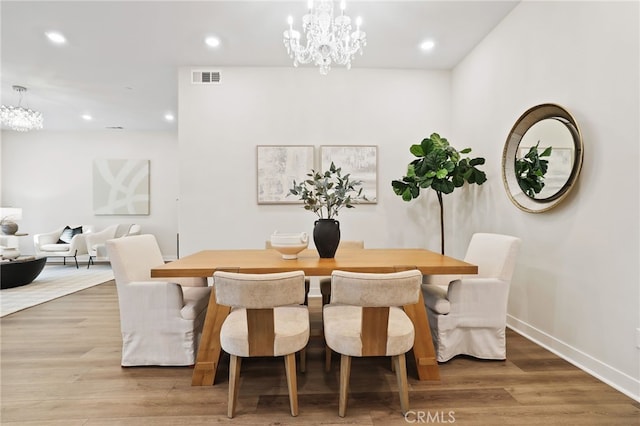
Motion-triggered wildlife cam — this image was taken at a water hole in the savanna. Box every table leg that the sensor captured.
[403,291,440,381]
[192,288,231,386]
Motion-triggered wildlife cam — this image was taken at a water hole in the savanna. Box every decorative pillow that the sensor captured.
[57,226,83,244]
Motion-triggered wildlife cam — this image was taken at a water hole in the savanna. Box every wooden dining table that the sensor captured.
[151,248,478,386]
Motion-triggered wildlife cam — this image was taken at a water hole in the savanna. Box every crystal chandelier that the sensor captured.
[283,0,367,75]
[1,85,44,132]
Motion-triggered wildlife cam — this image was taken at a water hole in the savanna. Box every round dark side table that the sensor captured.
[0,257,47,289]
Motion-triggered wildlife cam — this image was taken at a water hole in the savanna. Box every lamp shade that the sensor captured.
[0,207,22,221]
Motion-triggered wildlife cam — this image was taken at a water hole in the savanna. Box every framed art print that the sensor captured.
[257,145,315,204]
[320,145,378,203]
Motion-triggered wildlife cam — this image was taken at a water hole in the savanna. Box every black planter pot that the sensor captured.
[313,219,340,258]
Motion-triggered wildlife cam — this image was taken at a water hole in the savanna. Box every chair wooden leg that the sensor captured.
[304,278,310,306]
[325,344,332,372]
[299,348,306,373]
[284,353,299,417]
[393,353,410,415]
[321,288,332,372]
[228,355,242,418]
[339,354,351,417]
[322,292,330,306]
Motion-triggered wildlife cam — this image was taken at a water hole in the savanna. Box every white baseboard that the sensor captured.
[507,315,640,403]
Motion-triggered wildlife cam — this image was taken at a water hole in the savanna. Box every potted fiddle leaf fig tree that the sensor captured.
[289,162,366,258]
[391,133,487,254]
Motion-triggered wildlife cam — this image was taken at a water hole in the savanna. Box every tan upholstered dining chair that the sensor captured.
[318,240,364,371]
[265,240,310,304]
[323,269,422,417]
[422,232,521,362]
[213,270,310,418]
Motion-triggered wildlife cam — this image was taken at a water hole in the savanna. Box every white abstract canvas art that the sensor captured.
[93,159,150,215]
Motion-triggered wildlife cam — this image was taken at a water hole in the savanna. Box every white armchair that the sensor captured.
[106,234,210,366]
[33,225,94,268]
[422,233,521,362]
[86,224,141,268]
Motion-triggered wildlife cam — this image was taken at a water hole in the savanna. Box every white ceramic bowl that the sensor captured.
[0,247,20,260]
[269,232,309,260]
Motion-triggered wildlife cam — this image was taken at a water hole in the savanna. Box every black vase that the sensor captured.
[313,219,340,258]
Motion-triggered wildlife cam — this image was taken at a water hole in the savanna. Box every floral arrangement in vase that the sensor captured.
[288,162,366,257]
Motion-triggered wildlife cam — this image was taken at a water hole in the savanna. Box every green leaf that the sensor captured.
[430,133,447,148]
[410,144,424,157]
[420,137,434,155]
[432,179,455,194]
[391,180,408,195]
[415,158,430,177]
[460,148,471,154]
[473,169,487,185]
[419,178,433,188]
[435,168,448,179]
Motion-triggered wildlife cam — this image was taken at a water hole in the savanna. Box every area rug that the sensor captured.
[0,264,114,317]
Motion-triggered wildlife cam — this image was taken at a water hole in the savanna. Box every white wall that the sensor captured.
[0,130,180,257]
[177,67,455,256]
[451,1,639,399]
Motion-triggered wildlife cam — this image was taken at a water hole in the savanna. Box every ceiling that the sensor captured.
[1,1,519,132]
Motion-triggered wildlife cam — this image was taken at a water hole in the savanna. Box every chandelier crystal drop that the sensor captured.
[283,0,367,75]
[0,86,44,132]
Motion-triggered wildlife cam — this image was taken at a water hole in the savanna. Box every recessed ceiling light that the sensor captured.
[81,114,93,121]
[45,31,67,44]
[205,36,221,48]
[420,40,436,51]
[164,113,175,122]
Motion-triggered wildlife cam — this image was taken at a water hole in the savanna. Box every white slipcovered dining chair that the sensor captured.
[422,233,521,362]
[106,234,210,366]
[323,269,422,417]
[213,270,309,418]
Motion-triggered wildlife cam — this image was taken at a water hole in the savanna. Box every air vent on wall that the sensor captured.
[192,70,221,84]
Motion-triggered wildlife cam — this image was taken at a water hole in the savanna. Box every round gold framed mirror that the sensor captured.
[502,103,584,213]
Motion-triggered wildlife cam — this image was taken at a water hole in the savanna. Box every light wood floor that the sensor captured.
[1,281,638,425]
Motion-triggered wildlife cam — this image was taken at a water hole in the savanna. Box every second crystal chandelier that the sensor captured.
[283,0,367,75]
[0,85,43,132]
